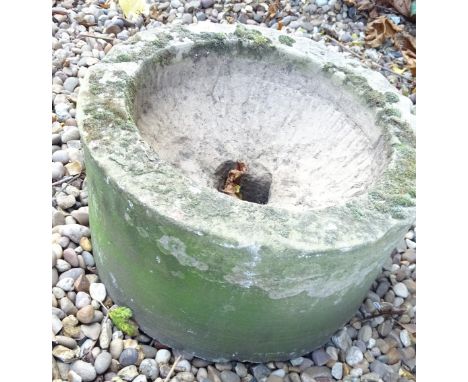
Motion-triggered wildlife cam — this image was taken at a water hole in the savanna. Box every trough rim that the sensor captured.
[76,22,416,254]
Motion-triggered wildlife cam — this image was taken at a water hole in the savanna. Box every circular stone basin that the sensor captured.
[77,23,416,362]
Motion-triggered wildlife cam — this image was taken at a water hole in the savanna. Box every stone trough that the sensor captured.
[77,22,416,362]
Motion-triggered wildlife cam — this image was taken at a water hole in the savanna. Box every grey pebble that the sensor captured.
[134,375,149,382]
[110,338,124,359]
[52,162,65,180]
[59,268,84,281]
[120,347,139,367]
[64,77,80,92]
[311,348,331,366]
[56,277,75,292]
[358,325,372,342]
[71,360,97,382]
[175,359,192,372]
[393,282,409,298]
[156,349,171,364]
[118,365,139,380]
[90,282,106,302]
[234,363,247,377]
[139,358,159,380]
[201,0,214,8]
[94,351,112,374]
[252,364,270,381]
[81,322,101,340]
[332,328,352,351]
[59,224,90,243]
[61,127,80,143]
[52,149,70,164]
[345,346,363,366]
[331,362,343,380]
[99,319,113,349]
[220,370,240,382]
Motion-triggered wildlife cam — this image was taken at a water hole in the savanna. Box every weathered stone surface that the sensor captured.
[77,23,416,362]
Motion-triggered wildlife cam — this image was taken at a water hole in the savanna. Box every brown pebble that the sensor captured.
[74,273,90,292]
[63,248,79,267]
[76,305,95,324]
[386,347,401,365]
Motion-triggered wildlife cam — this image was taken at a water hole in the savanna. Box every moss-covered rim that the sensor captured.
[76,22,415,253]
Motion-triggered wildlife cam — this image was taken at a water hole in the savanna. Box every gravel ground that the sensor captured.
[52,1,416,381]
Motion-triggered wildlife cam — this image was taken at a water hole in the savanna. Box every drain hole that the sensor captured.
[214,160,272,205]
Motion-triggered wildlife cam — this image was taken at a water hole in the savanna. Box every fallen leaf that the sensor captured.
[391,65,406,75]
[402,50,416,76]
[222,162,248,199]
[395,31,416,76]
[118,0,147,19]
[356,0,375,11]
[369,7,379,19]
[378,0,412,18]
[267,0,281,21]
[65,161,82,176]
[396,322,416,333]
[399,368,416,380]
[365,16,403,48]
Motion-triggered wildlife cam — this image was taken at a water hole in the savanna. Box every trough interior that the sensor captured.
[134,51,390,210]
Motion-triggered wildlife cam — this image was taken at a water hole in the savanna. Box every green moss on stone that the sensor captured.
[278,35,295,47]
[234,25,273,47]
[362,88,386,108]
[150,32,174,48]
[114,53,133,63]
[108,306,139,336]
[385,92,400,103]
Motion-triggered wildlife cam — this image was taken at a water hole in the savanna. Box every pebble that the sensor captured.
[120,348,139,367]
[393,282,409,298]
[61,127,80,143]
[252,364,271,381]
[110,338,124,359]
[53,344,79,363]
[358,325,372,342]
[311,348,331,366]
[301,366,331,380]
[52,162,66,180]
[156,349,171,364]
[55,335,78,349]
[289,357,304,366]
[64,77,80,92]
[52,149,70,163]
[76,305,95,324]
[134,375,149,382]
[71,206,89,226]
[400,330,412,347]
[176,359,192,372]
[331,362,343,380]
[345,346,363,366]
[71,360,97,381]
[220,370,240,382]
[95,351,112,374]
[68,370,83,382]
[234,363,248,377]
[59,224,90,243]
[139,358,159,380]
[201,0,214,8]
[56,277,75,292]
[118,365,139,381]
[81,322,101,340]
[332,328,352,351]
[89,282,106,302]
[100,319,113,349]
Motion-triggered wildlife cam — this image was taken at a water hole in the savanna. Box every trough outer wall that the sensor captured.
[85,147,410,362]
